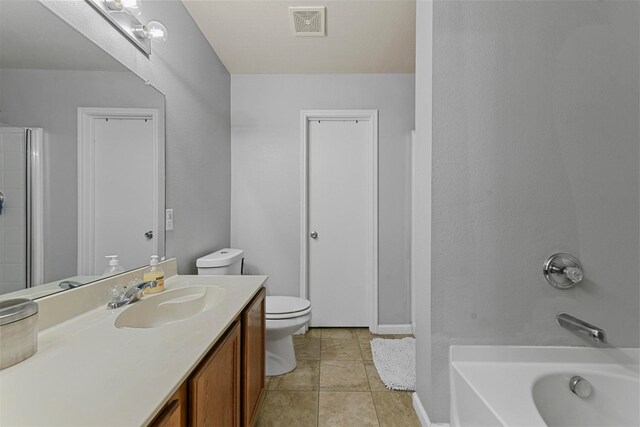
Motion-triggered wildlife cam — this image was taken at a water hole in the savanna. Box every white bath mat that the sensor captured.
[370,337,416,391]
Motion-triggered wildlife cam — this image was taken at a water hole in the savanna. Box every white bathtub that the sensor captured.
[450,346,639,427]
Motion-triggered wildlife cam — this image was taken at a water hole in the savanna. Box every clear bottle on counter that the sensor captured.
[103,255,125,276]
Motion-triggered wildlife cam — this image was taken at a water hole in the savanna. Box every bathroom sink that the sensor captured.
[114,285,227,329]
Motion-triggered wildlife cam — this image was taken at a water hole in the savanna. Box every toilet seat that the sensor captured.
[266,296,311,320]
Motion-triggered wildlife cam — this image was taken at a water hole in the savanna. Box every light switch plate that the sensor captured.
[165,209,174,231]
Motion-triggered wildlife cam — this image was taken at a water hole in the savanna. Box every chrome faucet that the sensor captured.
[556,313,607,343]
[106,281,157,309]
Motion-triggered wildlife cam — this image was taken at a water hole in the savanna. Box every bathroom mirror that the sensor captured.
[0,1,166,301]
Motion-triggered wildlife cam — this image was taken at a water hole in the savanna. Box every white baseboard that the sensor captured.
[412,392,449,427]
[411,321,416,334]
[412,392,429,427]
[376,324,413,334]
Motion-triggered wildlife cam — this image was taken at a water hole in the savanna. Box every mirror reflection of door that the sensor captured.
[78,109,161,275]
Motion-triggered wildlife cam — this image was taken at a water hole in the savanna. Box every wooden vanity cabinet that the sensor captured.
[149,287,266,427]
[189,321,241,427]
[241,288,266,427]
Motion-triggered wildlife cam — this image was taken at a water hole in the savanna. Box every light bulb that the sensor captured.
[122,0,142,17]
[146,21,168,42]
[105,0,141,16]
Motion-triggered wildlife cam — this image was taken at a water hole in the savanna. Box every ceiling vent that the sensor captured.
[289,7,325,37]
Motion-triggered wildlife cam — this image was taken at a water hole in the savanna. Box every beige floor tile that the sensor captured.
[256,391,318,427]
[295,338,321,360]
[296,328,322,339]
[321,328,357,339]
[354,328,376,340]
[359,340,373,361]
[320,360,370,391]
[372,392,421,427]
[365,361,389,392]
[318,392,379,427]
[321,339,363,361]
[269,360,320,391]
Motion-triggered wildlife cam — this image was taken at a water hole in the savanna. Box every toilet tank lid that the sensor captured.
[196,248,244,268]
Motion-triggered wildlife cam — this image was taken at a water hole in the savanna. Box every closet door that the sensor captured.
[92,117,156,272]
[307,119,370,327]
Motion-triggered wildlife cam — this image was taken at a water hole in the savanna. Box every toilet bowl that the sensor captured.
[265,296,311,376]
[196,248,312,376]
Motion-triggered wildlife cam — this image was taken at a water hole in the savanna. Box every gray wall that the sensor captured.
[0,68,164,282]
[231,74,415,325]
[416,1,640,422]
[42,0,231,274]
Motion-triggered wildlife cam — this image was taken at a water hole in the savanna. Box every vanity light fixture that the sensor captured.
[85,0,168,55]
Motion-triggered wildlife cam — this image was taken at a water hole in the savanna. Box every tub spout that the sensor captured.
[556,313,607,343]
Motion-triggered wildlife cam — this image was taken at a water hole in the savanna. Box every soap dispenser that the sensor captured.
[103,255,125,276]
[143,255,165,294]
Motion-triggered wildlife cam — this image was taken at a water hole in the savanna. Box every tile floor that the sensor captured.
[256,328,420,427]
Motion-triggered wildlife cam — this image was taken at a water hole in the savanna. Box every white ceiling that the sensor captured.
[0,1,126,72]
[182,0,416,74]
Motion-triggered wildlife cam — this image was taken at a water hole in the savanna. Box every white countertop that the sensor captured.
[0,274,267,427]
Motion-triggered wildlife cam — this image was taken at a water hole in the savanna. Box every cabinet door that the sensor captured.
[189,322,241,427]
[242,287,266,427]
[150,383,187,427]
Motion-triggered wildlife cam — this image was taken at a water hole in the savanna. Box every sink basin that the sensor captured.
[114,285,227,329]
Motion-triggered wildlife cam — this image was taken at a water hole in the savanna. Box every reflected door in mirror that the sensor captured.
[79,112,159,275]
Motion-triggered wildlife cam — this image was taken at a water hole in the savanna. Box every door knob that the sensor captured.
[144,231,153,239]
[310,231,318,239]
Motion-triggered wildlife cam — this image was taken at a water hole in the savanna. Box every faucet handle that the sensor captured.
[565,266,584,284]
[107,284,126,302]
[543,253,584,289]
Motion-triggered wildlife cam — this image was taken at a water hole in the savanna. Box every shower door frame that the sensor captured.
[26,128,45,287]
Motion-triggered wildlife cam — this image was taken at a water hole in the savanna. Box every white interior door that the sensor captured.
[308,119,370,327]
[92,117,155,273]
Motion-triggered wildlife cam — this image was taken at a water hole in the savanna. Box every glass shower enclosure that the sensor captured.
[0,127,43,295]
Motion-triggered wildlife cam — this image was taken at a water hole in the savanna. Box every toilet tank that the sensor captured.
[197,248,244,275]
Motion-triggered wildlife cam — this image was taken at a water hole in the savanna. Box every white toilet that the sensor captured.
[197,248,311,376]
